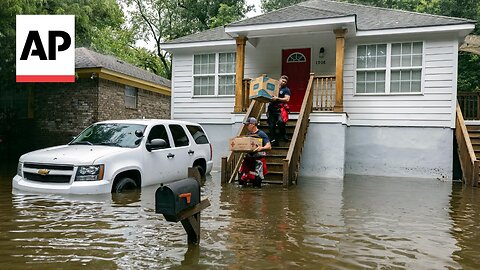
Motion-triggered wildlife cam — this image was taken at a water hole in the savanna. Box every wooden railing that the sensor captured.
[221,100,265,184]
[312,75,336,111]
[282,73,315,187]
[457,91,480,120]
[241,79,251,112]
[455,102,479,187]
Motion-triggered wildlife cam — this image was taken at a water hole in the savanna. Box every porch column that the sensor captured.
[334,29,347,112]
[234,36,247,113]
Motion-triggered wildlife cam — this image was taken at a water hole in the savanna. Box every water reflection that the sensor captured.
[449,183,480,268]
[0,168,479,269]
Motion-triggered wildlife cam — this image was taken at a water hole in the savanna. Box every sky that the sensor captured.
[246,0,263,18]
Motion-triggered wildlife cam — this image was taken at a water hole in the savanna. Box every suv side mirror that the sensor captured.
[146,139,167,152]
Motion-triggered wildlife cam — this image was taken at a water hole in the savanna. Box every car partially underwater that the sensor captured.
[13,119,213,194]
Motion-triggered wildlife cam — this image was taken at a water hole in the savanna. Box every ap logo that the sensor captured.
[16,15,75,83]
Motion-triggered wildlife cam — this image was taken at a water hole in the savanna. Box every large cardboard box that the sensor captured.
[249,75,280,103]
[229,136,263,152]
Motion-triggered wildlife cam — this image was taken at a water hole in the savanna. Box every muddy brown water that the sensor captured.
[0,163,479,269]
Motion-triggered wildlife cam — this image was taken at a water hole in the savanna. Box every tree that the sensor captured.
[0,0,130,116]
[261,0,305,12]
[122,0,252,79]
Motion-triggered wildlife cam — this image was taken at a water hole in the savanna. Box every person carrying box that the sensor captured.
[267,75,291,145]
[238,117,271,187]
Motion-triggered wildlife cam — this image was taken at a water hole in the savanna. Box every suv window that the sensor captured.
[147,125,170,148]
[169,125,189,147]
[187,125,209,144]
[70,123,146,148]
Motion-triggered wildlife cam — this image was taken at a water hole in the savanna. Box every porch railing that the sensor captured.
[282,73,315,187]
[241,79,252,112]
[221,100,265,184]
[455,102,479,187]
[457,91,480,120]
[313,75,336,111]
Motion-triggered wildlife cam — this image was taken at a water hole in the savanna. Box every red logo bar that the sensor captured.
[16,75,75,83]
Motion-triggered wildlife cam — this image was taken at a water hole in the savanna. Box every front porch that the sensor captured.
[232,28,348,114]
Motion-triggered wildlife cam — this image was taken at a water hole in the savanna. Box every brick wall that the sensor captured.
[97,79,170,121]
[8,77,171,156]
[33,78,99,148]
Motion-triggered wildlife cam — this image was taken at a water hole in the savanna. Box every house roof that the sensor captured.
[164,0,475,45]
[75,47,171,89]
[460,35,480,55]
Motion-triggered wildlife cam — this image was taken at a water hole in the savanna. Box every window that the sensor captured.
[125,86,138,108]
[147,125,170,148]
[287,52,306,63]
[356,42,423,94]
[193,52,236,96]
[187,125,209,144]
[169,125,190,147]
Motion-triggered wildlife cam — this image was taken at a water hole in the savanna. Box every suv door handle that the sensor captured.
[188,150,195,155]
[167,153,175,158]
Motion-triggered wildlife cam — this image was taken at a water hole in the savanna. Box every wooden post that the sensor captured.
[221,156,227,184]
[234,36,247,113]
[334,29,347,113]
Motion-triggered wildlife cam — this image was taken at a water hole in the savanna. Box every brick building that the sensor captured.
[5,48,171,157]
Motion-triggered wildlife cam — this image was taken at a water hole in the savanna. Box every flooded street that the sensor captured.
[1,164,479,269]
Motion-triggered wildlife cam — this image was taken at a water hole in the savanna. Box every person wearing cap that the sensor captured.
[267,75,291,145]
[238,117,271,187]
[243,117,271,152]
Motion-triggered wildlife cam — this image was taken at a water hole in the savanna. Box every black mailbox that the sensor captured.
[155,178,200,222]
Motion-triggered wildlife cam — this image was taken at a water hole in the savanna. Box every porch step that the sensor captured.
[264,171,283,181]
[466,125,480,131]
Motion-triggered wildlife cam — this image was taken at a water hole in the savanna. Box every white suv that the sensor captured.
[12,119,213,194]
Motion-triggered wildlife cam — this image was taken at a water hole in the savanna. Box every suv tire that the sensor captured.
[112,177,137,193]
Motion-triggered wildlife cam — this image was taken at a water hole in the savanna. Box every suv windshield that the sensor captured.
[70,123,147,148]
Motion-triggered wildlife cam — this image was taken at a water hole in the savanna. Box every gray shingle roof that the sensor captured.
[165,0,475,45]
[75,47,171,88]
[163,26,231,44]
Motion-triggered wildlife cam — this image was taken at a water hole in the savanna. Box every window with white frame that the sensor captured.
[125,86,138,109]
[356,42,423,94]
[194,52,236,96]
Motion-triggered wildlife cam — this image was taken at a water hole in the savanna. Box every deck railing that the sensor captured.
[221,100,265,184]
[282,73,315,187]
[455,102,479,186]
[312,75,336,111]
[241,79,252,112]
[457,91,480,120]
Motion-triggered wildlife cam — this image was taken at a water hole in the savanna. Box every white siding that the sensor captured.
[171,33,458,128]
[171,33,337,124]
[344,36,457,127]
[171,52,237,124]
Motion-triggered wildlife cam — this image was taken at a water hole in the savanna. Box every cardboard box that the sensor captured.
[229,136,263,152]
[249,75,280,103]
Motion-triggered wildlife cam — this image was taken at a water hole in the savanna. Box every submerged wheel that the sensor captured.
[193,164,206,177]
[112,177,137,193]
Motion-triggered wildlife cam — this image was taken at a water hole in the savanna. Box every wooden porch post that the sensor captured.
[334,29,347,112]
[234,36,247,113]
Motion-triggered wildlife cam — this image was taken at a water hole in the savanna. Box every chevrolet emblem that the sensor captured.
[38,169,50,176]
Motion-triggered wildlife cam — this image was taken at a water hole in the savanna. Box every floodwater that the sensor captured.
[0,164,479,269]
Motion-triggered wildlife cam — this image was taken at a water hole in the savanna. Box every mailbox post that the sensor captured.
[155,167,210,244]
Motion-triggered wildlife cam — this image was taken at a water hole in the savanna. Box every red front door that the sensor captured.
[281,48,311,112]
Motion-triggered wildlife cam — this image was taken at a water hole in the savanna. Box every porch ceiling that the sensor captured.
[225,16,356,39]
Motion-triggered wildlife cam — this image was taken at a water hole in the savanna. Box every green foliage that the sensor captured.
[458,53,480,91]
[122,0,252,78]
[260,0,305,12]
[209,3,245,28]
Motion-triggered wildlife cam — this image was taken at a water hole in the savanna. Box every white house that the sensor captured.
[162,0,475,180]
